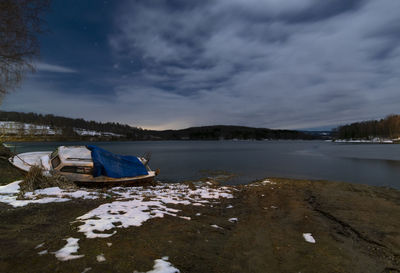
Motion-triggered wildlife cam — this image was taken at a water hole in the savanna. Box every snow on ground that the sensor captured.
[303,233,316,243]
[35,243,45,249]
[248,179,276,187]
[228,218,238,223]
[76,183,234,238]
[0,191,70,207]
[38,250,48,255]
[54,238,84,261]
[25,187,103,200]
[134,257,180,273]
[0,121,124,137]
[0,180,21,194]
[0,181,106,207]
[0,181,233,212]
[0,121,60,135]
[0,180,234,239]
[334,138,394,143]
[96,254,106,262]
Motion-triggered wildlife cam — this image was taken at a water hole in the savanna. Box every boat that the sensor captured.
[9,145,159,186]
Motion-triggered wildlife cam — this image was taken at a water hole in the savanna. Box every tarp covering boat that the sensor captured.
[87,145,148,178]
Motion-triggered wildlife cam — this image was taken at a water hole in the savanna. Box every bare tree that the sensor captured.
[0,0,50,102]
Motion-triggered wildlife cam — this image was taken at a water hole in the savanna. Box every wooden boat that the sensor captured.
[9,146,158,186]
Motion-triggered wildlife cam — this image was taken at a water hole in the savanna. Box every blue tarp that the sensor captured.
[87,145,148,178]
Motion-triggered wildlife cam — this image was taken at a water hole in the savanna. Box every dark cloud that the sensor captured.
[3,0,400,130]
[281,0,366,23]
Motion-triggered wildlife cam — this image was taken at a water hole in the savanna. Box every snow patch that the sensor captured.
[134,256,180,273]
[261,179,276,185]
[77,183,234,238]
[0,181,22,194]
[0,181,105,207]
[38,250,48,255]
[35,242,45,249]
[228,218,238,223]
[54,238,84,261]
[303,233,316,243]
[335,138,394,143]
[248,179,276,187]
[96,254,106,262]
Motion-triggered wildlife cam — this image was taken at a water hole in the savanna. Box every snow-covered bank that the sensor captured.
[333,138,396,143]
[0,121,123,137]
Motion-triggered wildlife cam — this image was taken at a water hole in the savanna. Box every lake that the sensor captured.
[8,140,400,189]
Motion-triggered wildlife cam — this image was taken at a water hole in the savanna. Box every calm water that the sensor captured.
[8,140,400,189]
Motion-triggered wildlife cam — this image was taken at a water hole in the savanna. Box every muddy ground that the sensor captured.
[0,147,25,185]
[0,158,399,273]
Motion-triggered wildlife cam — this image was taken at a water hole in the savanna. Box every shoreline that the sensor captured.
[1,154,400,191]
[0,170,399,272]
[0,145,399,271]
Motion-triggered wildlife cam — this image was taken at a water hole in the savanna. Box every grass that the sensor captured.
[18,165,77,195]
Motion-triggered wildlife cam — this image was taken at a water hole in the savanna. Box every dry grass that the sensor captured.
[0,143,12,158]
[18,165,77,194]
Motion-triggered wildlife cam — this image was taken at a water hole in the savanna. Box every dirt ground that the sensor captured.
[0,158,399,273]
[0,147,25,185]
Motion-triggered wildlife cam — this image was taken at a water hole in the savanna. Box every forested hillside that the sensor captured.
[151,125,317,140]
[334,114,400,140]
[0,111,321,141]
[0,111,144,138]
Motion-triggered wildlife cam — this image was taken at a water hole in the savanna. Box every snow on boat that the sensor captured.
[9,145,158,186]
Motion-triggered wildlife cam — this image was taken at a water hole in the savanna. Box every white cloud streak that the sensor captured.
[35,62,77,73]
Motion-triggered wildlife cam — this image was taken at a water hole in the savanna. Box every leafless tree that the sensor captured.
[0,0,50,103]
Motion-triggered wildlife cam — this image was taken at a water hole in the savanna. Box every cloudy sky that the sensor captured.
[2,0,400,130]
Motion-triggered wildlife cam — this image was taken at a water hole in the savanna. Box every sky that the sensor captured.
[2,0,400,130]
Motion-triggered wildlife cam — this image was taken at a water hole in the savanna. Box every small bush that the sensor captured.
[0,143,12,158]
[19,165,76,194]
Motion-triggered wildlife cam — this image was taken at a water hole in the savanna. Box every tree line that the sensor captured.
[0,111,145,139]
[334,114,400,140]
[0,111,322,141]
[152,125,318,140]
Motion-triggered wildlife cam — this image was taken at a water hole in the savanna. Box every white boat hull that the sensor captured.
[9,152,52,173]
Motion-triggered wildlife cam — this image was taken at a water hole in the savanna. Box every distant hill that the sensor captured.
[152,125,320,140]
[0,111,323,141]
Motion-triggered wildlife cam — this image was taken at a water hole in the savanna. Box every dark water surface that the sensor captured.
[9,141,400,189]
